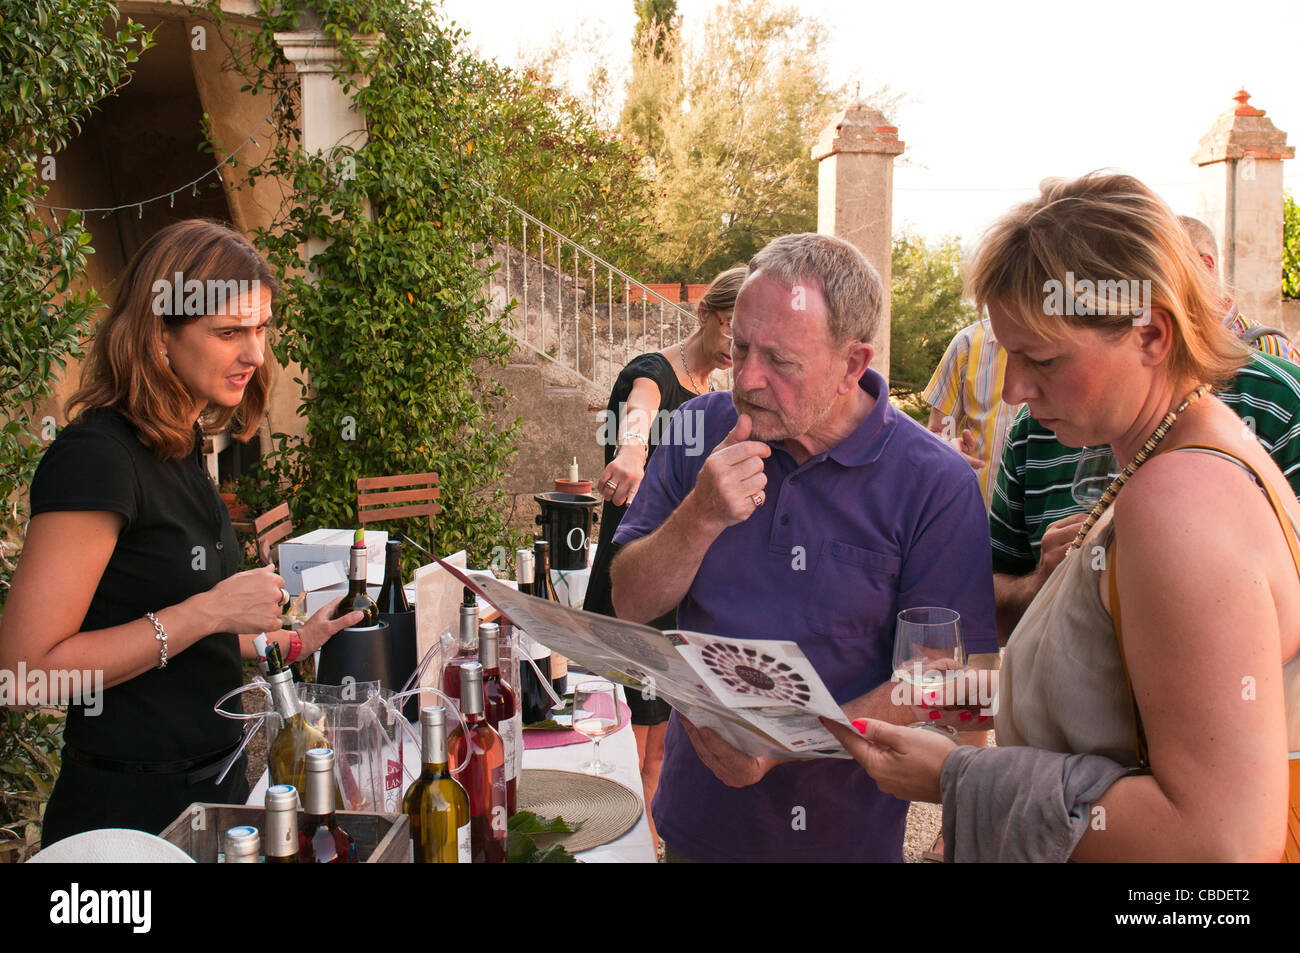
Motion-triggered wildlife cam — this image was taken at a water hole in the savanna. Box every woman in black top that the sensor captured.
[1,220,362,846]
[583,266,745,848]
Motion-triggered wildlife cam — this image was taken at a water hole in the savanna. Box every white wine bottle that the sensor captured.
[404,706,471,863]
[265,640,330,797]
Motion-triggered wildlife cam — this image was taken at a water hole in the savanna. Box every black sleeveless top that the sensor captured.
[585,353,697,627]
[29,407,243,762]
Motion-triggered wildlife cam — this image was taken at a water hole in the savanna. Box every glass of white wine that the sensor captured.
[892,607,964,719]
[1071,446,1120,508]
[572,679,621,776]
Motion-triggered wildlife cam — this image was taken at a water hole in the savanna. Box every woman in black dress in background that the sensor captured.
[583,266,745,850]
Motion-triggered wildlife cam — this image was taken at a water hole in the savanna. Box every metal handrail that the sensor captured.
[488,195,698,395]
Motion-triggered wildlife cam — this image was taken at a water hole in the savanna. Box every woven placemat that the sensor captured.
[518,769,643,853]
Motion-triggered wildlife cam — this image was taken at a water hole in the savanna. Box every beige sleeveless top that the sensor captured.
[997,449,1300,762]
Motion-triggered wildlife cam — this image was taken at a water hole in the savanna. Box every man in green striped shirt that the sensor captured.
[990,350,1300,638]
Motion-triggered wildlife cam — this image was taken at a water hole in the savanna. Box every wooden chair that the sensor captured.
[253,502,295,566]
[356,471,440,556]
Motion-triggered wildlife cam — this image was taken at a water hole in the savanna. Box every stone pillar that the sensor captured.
[273,32,375,263]
[812,102,904,379]
[1192,90,1293,327]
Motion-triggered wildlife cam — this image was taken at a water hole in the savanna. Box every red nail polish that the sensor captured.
[929,710,942,720]
[851,719,869,734]
[977,715,990,724]
[958,710,973,722]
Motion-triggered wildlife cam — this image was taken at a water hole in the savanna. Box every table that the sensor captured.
[248,683,655,863]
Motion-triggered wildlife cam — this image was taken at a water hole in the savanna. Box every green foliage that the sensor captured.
[889,233,979,401]
[507,809,578,863]
[206,0,535,566]
[1284,190,1299,300]
[617,0,856,283]
[0,708,65,862]
[0,1,151,600]
[477,63,655,277]
[632,0,678,58]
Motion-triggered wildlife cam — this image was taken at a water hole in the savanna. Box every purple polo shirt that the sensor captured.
[613,369,997,861]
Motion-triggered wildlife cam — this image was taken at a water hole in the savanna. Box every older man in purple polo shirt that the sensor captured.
[609,233,997,862]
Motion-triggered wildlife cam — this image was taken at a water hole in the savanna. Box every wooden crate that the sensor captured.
[160,803,410,863]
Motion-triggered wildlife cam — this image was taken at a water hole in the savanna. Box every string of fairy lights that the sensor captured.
[31,87,289,224]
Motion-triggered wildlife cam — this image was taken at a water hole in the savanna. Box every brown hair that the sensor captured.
[966,172,1245,388]
[67,219,277,458]
[698,266,747,315]
[746,233,884,344]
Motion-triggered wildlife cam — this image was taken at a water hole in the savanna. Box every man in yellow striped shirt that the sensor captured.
[921,315,1023,510]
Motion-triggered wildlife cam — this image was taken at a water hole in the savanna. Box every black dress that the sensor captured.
[30,407,249,846]
[585,353,697,726]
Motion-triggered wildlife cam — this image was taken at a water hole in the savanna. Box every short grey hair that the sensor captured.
[746,233,883,344]
[1178,215,1218,264]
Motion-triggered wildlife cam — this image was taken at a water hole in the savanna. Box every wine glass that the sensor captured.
[572,679,621,776]
[1071,446,1120,507]
[891,607,964,715]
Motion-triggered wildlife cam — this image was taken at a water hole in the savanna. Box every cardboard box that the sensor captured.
[278,528,387,597]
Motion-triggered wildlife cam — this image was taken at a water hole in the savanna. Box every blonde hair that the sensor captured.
[966,172,1246,388]
[68,219,276,458]
[698,266,747,315]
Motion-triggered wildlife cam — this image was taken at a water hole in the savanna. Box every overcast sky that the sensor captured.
[440,0,1300,246]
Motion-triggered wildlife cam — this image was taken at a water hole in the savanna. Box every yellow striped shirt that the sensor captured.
[920,317,1023,509]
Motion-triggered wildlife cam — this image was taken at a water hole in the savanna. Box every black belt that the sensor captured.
[63,739,243,786]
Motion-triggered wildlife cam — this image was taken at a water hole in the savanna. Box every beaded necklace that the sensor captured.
[1065,384,1212,553]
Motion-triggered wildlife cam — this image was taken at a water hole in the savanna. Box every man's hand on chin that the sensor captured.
[680,716,780,788]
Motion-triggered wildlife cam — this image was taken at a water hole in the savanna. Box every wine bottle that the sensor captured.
[264,784,300,864]
[515,548,534,597]
[497,618,525,802]
[447,662,507,863]
[376,538,411,612]
[223,825,260,864]
[404,706,471,863]
[332,527,378,626]
[517,632,555,725]
[265,640,330,796]
[298,748,358,864]
[533,539,569,695]
[442,588,478,703]
[478,621,519,816]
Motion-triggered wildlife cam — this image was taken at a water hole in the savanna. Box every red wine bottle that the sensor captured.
[478,621,518,816]
[298,748,358,863]
[447,662,507,863]
[333,528,378,626]
[442,588,478,703]
[376,539,410,612]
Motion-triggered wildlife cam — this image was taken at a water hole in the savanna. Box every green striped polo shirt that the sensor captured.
[989,351,1300,575]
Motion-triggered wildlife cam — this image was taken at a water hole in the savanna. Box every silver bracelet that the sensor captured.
[145,611,168,669]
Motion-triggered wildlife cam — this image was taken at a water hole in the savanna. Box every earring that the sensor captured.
[163,352,170,368]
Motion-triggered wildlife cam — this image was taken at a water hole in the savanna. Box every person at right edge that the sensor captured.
[584,266,745,855]
[609,234,997,862]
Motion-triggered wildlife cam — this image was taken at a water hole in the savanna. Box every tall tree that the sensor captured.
[888,233,979,404]
[619,0,867,282]
[632,0,678,58]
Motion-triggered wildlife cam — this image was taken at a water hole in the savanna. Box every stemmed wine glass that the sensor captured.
[891,607,964,727]
[572,679,621,776]
[1071,446,1120,507]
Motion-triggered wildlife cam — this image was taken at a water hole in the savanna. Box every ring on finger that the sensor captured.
[751,491,765,507]
[278,587,289,606]
[604,480,618,491]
